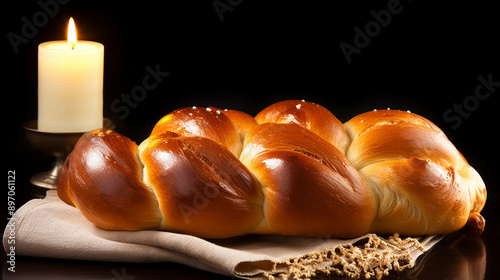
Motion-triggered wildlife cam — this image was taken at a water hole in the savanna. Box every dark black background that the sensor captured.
[2,1,500,279]
[3,0,499,238]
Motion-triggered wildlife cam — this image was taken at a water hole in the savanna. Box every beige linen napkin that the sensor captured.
[3,191,443,279]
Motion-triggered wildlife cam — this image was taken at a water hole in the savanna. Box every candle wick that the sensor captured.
[71,43,76,51]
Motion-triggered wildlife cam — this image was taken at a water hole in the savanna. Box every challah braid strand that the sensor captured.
[58,106,266,238]
[343,109,486,235]
[57,100,487,238]
[139,106,266,238]
[57,129,162,231]
[240,100,376,237]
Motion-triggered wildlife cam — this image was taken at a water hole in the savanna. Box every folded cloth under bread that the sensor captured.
[2,191,443,279]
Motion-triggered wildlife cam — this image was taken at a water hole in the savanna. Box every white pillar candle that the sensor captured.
[38,18,104,132]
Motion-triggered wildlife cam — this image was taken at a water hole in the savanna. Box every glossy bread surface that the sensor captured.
[58,101,487,238]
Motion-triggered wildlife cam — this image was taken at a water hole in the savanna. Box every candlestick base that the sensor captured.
[24,118,115,190]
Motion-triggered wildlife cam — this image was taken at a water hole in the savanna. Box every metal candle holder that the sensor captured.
[23,118,114,190]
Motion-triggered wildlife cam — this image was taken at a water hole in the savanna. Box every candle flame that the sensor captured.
[68,17,77,50]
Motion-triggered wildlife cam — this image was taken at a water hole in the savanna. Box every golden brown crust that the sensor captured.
[362,158,469,235]
[346,123,466,170]
[255,100,350,153]
[151,106,242,156]
[460,212,486,236]
[57,103,487,238]
[343,109,442,142]
[56,156,74,206]
[241,123,376,237]
[344,110,486,235]
[139,132,264,238]
[208,107,258,142]
[57,129,162,231]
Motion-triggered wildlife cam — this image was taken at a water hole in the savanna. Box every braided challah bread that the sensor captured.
[57,100,487,238]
